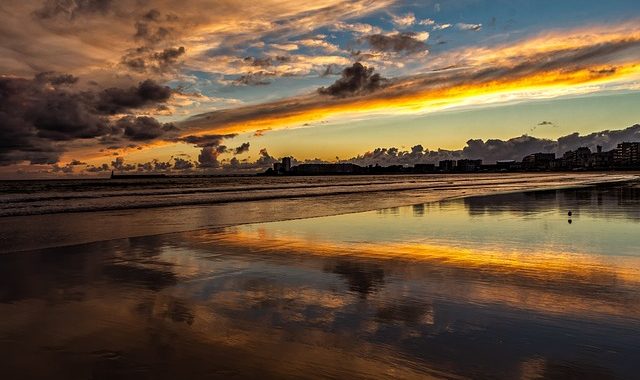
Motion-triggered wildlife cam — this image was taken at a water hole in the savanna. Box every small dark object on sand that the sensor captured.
[568,211,572,217]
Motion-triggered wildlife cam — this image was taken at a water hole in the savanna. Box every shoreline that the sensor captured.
[0,173,637,254]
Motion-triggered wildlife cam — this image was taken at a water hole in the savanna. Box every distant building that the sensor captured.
[614,142,640,167]
[591,146,614,169]
[522,153,555,170]
[282,157,292,172]
[263,140,640,177]
[456,159,482,172]
[496,160,516,171]
[413,163,436,173]
[438,160,456,172]
[563,147,592,168]
[292,163,363,175]
[273,157,293,174]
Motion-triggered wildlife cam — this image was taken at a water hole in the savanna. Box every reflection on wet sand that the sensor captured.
[190,225,640,320]
[1,184,640,379]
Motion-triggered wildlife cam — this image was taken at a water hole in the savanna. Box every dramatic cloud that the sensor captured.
[318,62,386,97]
[121,46,186,73]
[0,74,174,165]
[233,142,250,155]
[34,0,114,20]
[97,79,172,114]
[183,27,640,136]
[343,124,640,165]
[180,133,237,147]
[173,157,195,170]
[364,32,428,54]
[116,116,177,141]
[76,124,640,175]
[176,133,238,169]
[197,145,227,168]
[2,2,640,177]
[111,157,136,171]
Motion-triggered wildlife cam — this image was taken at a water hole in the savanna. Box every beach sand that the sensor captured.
[1,180,639,379]
[0,172,636,253]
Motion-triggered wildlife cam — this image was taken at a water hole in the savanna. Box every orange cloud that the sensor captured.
[182,24,640,136]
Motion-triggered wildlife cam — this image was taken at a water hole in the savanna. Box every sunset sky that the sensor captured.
[1,0,640,177]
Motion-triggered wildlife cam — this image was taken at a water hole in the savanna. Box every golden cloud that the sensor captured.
[181,24,640,136]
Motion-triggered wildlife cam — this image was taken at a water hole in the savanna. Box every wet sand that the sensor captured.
[1,182,639,379]
[0,172,635,253]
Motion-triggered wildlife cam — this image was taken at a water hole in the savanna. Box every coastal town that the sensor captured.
[265,142,640,175]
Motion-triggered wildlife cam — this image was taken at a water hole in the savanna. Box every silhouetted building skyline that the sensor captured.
[614,142,640,167]
[262,141,640,176]
[522,153,555,170]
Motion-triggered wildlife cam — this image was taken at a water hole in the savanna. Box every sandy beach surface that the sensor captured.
[0,172,636,253]
[1,178,639,379]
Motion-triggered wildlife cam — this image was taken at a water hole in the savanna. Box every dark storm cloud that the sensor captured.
[197,146,224,168]
[116,116,178,141]
[318,62,386,97]
[364,33,427,54]
[30,91,109,141]
[179,133,237,147]
[233,142,250,155]
[0,74,174,165]
[177,133,238,169]
[97,79,172,114]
